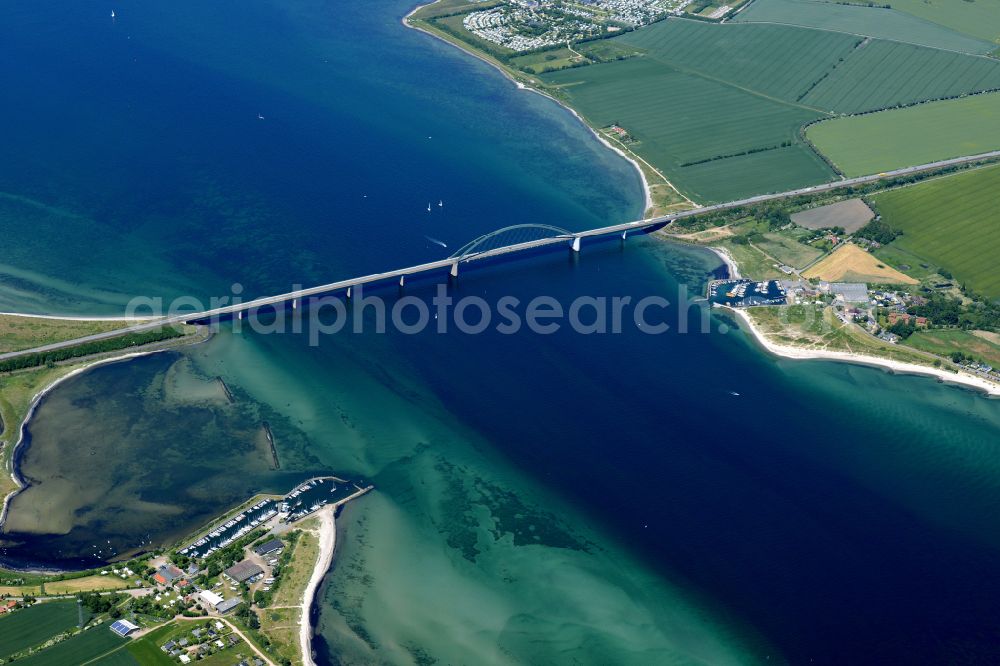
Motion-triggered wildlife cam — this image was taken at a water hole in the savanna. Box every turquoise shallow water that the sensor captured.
[2,1,1000,664]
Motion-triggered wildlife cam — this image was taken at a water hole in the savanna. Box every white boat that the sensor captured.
[111,10,115,18]
[427,203,431,212]
[438,200,443,207]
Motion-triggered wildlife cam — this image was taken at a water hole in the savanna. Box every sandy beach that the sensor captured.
[729,307,1000,397]
[708,246,741,279]
[300,505,337,666]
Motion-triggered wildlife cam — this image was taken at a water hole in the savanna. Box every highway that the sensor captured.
[3,148,999,362]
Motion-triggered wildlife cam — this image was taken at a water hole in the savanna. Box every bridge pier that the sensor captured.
[622,230,627,240]
[346,286,352,299]
[571,236,581,252]
[399,275,405,287]
[450,262,459,278]
[292,298,298,309]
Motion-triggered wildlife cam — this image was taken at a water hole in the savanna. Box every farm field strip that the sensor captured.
[886,0,1000,45]
[9,623,127,666]
[871,164,1000,298]
[0,601,86,659]
[542,57,832,201]
[801,40,1000,113]
[617,19,860,106]
[734,0,994,54]
[808,92,1000,175]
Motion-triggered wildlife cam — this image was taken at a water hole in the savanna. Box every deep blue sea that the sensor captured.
[2,1,1000,664]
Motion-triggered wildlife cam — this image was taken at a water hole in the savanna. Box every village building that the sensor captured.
[223,560,264,585]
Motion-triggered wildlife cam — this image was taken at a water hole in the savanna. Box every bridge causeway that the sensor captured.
[2,148,999,361]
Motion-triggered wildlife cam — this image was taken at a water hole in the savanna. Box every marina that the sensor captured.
[708,278,788,308]
[178,477,367,560]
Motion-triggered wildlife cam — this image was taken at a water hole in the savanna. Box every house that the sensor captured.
[153,564,184,586]
[887,312,928,328]
[252,538,284,558]
[223,560,264,585]
[216,597,243,614]
[199,590,225,609]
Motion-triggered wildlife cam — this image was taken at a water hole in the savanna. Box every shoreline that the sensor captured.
[0,311,159,322]
[402,4,673,216]
[727,306,1000,397]
[402,1,1000,402]
[707,245,741,279]
[301,505,337,666]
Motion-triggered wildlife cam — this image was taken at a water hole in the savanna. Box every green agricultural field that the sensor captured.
[734,0,994,53]
[904,329,1000,368]
[0,601,87,659]
[808,93,1000,175]
[89,648,143,666]
[800,40,1000,114]
[887,0,1000,46]
[870,164,1000,299]
[616,19,861,105]
[13,623,128,666]
[542,17,1000,201]
[542,57,833,202]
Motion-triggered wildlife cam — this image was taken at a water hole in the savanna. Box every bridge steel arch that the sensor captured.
[449,224,573,261]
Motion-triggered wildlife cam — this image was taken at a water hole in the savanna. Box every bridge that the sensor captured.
[2,148,999,362]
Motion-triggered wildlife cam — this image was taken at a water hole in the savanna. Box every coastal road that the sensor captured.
[3,148,999,362]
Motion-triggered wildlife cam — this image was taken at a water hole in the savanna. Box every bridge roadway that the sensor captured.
[3,148,999,362]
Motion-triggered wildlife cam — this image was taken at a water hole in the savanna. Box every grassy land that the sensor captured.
[42,575,131,595]
[258,607,300,664]
[0,600,86,660]
[734,0,994,53]
[716,240,784,279]
[809,93,1000,176]
[886,0,1000,46]
[754,231,824,269]
[745,305,941,366]
[271,528,319,609]
[870,163,1000,299]
[0,316,129,354]
[904,329,1000,368]
[12,622,128,666]
[257,523,321,664]
[803,243,918,283]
